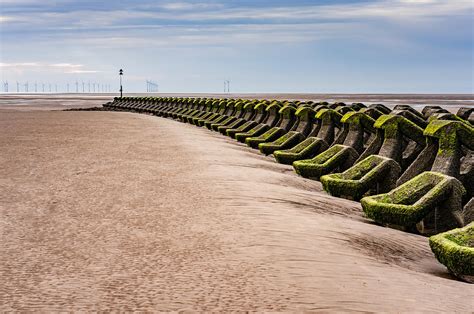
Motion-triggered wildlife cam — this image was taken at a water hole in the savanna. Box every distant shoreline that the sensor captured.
[1,93,473,113]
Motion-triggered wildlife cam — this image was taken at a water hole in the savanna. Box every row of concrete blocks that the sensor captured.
[103,96,473,282]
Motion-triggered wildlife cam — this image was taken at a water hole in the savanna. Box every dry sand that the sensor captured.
[1,100,473,311]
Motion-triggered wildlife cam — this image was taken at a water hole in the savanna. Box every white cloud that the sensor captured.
[66,70,101,73]
[158,2,224,11]
[0,62,99,73]
[158,0,473,21]
[1,0,469,55]
[0,16,18,23]
[2,0,472,30]
[0,62,41,67]
[398,0,438,3]
[0,0,471,70]
[50,63,83,68]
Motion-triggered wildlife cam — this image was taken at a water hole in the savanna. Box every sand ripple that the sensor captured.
[0,110,472,311]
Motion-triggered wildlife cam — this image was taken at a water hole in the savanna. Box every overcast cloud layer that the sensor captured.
[0,0,473,93]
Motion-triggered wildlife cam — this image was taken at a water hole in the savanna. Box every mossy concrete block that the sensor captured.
[276,105,298,131]
[179,109,194,122]
[368,104,392,114]
[462,198,474,225]
[359,107,384,120]
[218,119,245,134]
[428,112,470,124]
[191,113,210,125]
[361,171,466,235]
[198,112,220,126]
[186,112,205,124]
[205,115,227,129]
[274,137,329,165]
[178,109,198,121]
[335,106,353,115]
[429,223,474,283]
[290,110,375,179]
[392,116,471,186]
[226,121,257,138]
[350,102,366,111]
[457,107,474,124]
[246,127,286,149]
[422,106,449,119]
[312,109,344,146]
[251,102,270,124]
[203,116,219,129]
[211,116,237,131]
[293,144,359,180]
[370,114,425,169]
[185,107,207,119]
[425,119,474,177]
[393,105,424,119]
[293,106,318,137]
[392,109,428,129]
[320,155,401,201]
[235,124,270,143]
[259,131,305,155]
[263,104,283,127]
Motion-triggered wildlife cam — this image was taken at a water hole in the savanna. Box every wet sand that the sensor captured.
[1,104,473,311]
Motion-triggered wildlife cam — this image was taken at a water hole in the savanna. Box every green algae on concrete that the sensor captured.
[198,100,228,127]
[361,171,466,235]
[274,137,329,165]
[224,102,260,137]
[258,106,318,156]
[235,124,270,143]
[258,131,305,155]
[246,127,286,148]
[294,144,360,179]
[276,108,344,165]
[320,113,427,200]
[245,105,296,148]
[429,223,474,283]
[321,155,401,201]
[226,102,267,138]
[293,111,377,179]
[211,101,244,131]
[358,119,473,235]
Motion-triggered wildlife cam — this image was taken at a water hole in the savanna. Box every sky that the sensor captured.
[0,0,473,93]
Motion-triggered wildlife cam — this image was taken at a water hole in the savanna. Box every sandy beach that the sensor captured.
[0,98,473,311]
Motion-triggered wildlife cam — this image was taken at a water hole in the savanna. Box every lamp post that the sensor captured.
[119,69,123,97]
